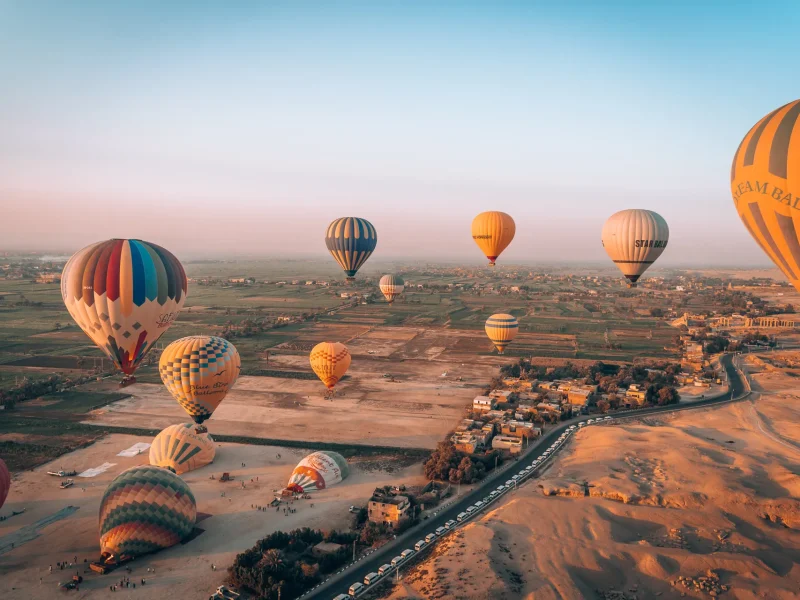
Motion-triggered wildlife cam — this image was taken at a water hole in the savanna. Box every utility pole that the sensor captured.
[353,539,357,561]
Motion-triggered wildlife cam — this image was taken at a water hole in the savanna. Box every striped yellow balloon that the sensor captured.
[601,209,669,287]
[149,423,215,475]
[309,342,351,390]
[159,336,240,424]
[732,100,800,291]
[472,211,515,266]
[485,313,519,354]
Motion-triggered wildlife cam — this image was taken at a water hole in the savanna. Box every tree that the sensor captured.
[657,387,680,405]
[649,307,665,317]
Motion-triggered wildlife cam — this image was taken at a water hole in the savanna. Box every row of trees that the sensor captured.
[423,439,505,484]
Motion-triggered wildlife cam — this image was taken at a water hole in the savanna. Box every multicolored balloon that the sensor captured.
[149,423,215,475]
[309,342,351,391]
[601,209,669,286]
[99,465,196,563]
[325,217,378,280]
[61,239,187,376]
[286,451,349,493]
[159,336,240,424]
[0,458,9,510]
[485,313,519,354]
[731,100,800,290]
[379,274,405,303]
[471,211,515,266]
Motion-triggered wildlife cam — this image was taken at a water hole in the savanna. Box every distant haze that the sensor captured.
[1,2,797,267]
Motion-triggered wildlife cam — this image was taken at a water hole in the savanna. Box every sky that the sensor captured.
[1,1,799,266]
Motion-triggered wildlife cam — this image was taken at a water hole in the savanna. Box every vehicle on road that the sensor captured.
[435,526,446,537]
[457,511,468,521]
[512,474,520,481]
[333,594,350,600]
[349,582,364,596]
[401,549,414,561]
[578,422,585,427]
[466,505,477,514]
[489,490,499,498]
[475,500,485,508]
[364,572,380,585]
[505,480,514,486]
[496,484,505,491]
[378,563,392,575]
[414,539,427,551]
[445,519,456,529]
[390,555,404,567]
[604,416,612,421]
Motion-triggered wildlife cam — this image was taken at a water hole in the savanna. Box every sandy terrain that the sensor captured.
[0,434,426,599]
[384,400,800,599]
[87,327,503,450]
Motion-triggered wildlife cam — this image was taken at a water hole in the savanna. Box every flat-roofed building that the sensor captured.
[492,436,523,454]
[368,495,410,525]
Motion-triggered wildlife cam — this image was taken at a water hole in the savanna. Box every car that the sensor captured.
[349,582,364,596]
[524,466,532,472]
[414,540,427,551]
[466,505,476,514]
[569,425,577,430]
[364,572,380,585]
[445,519,456,529]
[435,526,447,537]
[578,422,585,427]
[401,549,414,560]
[512,474,520,480]
[390,555,404,567]
[587,419,594,424]
[496,484,506,491]
[348,505,360,513]
[505,480,514,486]
[489,490,499,498]
[333,594,350,600]
[604,416,612,421]
[457,511,468,521]
[378,563,393,576]
[475,500,485,508]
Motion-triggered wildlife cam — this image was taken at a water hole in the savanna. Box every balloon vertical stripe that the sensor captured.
[325,217,377,279]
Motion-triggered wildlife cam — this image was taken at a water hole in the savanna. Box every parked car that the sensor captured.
[489,490,499,498]
[445,519,456,529]
[475,500,485,508]
[333,594,350,600]
[364,572,380,585]
[378,564,393,576]
[604,416,612,421]
[496,484,506,491]
[415,540,427,551]
[435,526,447,537]
[457,511,468,521]
[505,480,514,486]
[466,505,477,514]
[349,582,364,596]
[400,549,414,561]
[390,555,404,567]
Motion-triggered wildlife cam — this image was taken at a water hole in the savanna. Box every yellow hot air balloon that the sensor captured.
[159,336,240,424]
[732,100,800,290]
[309,342,351,391]
[61,239,187,383]
[601,209,669,287]
[472,211,515,266]
[150,423,215,475]
[485,313,519,354]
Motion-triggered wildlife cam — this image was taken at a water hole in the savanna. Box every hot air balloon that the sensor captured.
[99,465,196,563]
[472,211,515,266]
[485,313,519,354]
[286,451,349,493]
[149,423,215,475]
[379,274,405,303]
[0,458,9,511]
[159,336,240,425]
[325,217,378,280]
[309,342,351,392]
[601,210,669,287]
[61,239,187,383]
[731,100,800,290]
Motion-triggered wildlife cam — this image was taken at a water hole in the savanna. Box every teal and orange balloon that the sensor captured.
[325,217,377,280]
[61,239,187,377]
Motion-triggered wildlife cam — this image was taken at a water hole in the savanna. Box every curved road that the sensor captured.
[305,353,747,600]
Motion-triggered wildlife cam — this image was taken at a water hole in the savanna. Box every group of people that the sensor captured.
[109,576,146,591]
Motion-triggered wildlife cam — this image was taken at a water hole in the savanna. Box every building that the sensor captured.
[368,495,410,525]
[625,385,647,404]
[312,542,344,557]
[567,388,592,406]
[35,272,61,283]
[473,396,495,411]
[492,435,523,454]
[500,421,540,439]
[488,390,513,403]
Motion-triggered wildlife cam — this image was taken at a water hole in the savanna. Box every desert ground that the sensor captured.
[0,434,427,600]
[383,389,800,598]
[86,327,503,450]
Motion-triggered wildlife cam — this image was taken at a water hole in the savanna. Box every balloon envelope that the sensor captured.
[309,342,351,390]
[731,100,800,291]
[149,423,215,475]
[287,451,349,493]
[472,211,515,265]
[0,458,9,510]
[61,239,187,375]
[325,217,378,279]
[99,465,196,563]
[159,336,240,424]
[379,274,405,303]
[485,313,519,354]
[601,210,669,286]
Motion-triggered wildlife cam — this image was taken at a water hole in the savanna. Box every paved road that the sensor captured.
[305,353,747,600]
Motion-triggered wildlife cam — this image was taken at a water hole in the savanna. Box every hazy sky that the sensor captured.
[1,1,799,265]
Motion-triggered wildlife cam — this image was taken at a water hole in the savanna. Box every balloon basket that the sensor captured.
[195,424,208,434]
[119,376,137,388]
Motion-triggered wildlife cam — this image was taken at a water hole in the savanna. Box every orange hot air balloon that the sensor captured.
[309,342,351,391]
[731,100,800,291]
[471,211,515,266]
